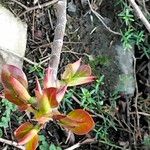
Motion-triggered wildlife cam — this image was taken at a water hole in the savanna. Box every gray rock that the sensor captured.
[0,4,27,70]
[115,44,135,96]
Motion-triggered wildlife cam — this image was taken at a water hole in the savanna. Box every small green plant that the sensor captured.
[1,59,95,150]
[60,69,120,148]
[121,27,146,53]
[39,135,49,150]
[0,99,17,128]
[118,0,149,58]
[134,31,145,46]
[118,7,134,26]
[39,135,61,150]
[60,90,74,113]
[143,46,150,59]
[94,116,118,149]
[80,87,96,109]
[49,143,62,150]
[29,64,44,78]
[79,76,105,110]
[143,135,150,148]
[90,55,111,68]
[121,28,134,50]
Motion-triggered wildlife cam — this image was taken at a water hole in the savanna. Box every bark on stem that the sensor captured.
[49,0,67,78]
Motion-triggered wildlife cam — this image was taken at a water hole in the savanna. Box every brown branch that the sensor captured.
[128,0,150,33]
[0,138,25,150]
[49,0,67,78]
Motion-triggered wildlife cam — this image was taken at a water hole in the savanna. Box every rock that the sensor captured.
[68,0,76,16]
[0,4,27,70]
[115,44,135,96]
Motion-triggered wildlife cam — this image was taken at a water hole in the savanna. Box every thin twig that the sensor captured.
[25,0,58,13]
[132,54,142,144]
[65,138,96,150]
[130,111,150,117]
[67,91,104,119]
[126,95,132,148]
[49,0,67,78]
[11,0,58,17]
[128,0,150,33]
[87,0,121,35]
[61,50,90,57]
[48,9,54,30]
[0,138,25,150]
[65,143,80,150]
[10,0,28,10]
[32,10,35,40]
[142,0,150,16]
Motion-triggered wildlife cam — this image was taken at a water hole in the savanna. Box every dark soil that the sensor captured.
[0,0,150,150]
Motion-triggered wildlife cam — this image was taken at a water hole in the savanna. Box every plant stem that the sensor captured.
[49,0,67,78]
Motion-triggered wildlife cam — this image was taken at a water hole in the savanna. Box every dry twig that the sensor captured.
[0,138,25,150]
[128,0,150,33]
[10,0,58,16]
[65,138,96,150]
[87,0,121,35]
[132,54,142,145]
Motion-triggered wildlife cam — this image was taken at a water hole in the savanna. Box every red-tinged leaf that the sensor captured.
[55,114,83,128]
[35,114,51,124]
[14,122,39,145]
[18,104,31,111]
[37,88,58,115]
[43,88,58,108]
[1,64,28,89]
[25,134,39,150]
[59,109,95,135]
[61,60,95,86]
[37,91,51,115]
[8,77,31,102]
[14,122,34,140]
[64,76,96,87]
[5,90,30,110]
[53,114,66,120]
[43,67,57,88]
[34,77,42,100]
[18,129,38,145]
[14,122,33,139]
[56,86,67,103]
[61,59,81,80]
[35,77,42,95]
[77,65,91,76]
[5,90,27,106]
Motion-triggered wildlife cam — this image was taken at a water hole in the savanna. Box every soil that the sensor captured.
[0,0,150,150]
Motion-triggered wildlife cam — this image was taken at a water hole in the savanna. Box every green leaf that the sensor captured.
[0,128,3,137]
[39,135,49,150]
[0,99,17,128]
[49,143,62,150]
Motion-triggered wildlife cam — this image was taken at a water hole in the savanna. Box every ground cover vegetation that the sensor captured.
[0,0,149,150]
